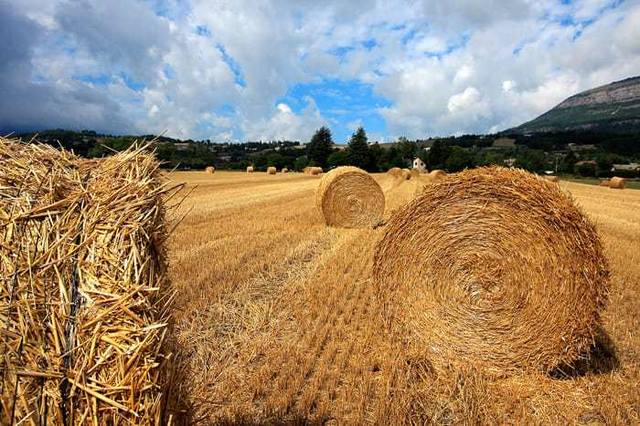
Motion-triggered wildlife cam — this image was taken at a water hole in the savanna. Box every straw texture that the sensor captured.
[599,179,610,187]
[373,166,609,374]
[609,177,626,189]
[428,169,446,181]
[387,167,402,178]
[315,166,384,228]
[0,137,177,424]
[544,175,559,182]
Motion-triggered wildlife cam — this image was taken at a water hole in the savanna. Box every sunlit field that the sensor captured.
[164,171,640,424]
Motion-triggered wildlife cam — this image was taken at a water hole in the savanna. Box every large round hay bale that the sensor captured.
[387,167,402,177]
[401,169,412,180]
[373,167,609,374]
[247,166,254,173]
[609,176,626,189]
[316,166,385,228]
[267,166,277,175]
[205,166,215,174]
[599,179,610,187]
[544,175,559,182]
[410,168,421,179]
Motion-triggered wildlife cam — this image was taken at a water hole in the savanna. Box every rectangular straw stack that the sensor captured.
[0,137,178,425]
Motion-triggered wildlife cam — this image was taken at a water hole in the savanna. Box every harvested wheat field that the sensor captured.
[163,170,639,424]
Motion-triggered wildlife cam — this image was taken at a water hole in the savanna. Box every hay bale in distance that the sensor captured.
[387,167,402,177]
[282,167,289,173]
[428,169,447,181]
[308,166,323,176]
[247,166,254,173]
[609,176,626,189]
[599,179,610,187]
[267,166,277,175]
[544,175,559,182]
[316,166,385,228]
[205,166,215,174]
[373,167,609,374]
[0,137,178,423]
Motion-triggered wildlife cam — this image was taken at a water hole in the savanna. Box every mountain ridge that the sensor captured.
[509,76,640,134]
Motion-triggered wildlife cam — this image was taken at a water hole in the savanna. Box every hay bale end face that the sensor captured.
[0,137,176,423]
[316,166,385,228]
[373,167,609,374]
[609,176,626,189]
[205,166,215,174]
[267,166,277,174]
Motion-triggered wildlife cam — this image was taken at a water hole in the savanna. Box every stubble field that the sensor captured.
[164,170,640,424]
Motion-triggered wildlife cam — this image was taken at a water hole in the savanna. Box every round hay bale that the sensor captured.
[282,167,289,173]
[609,176,626,189]
[373,166,609,374]
[387,167,402,177]
[599,179,610,187]
[246,166,254,173]
[309,166,323,176]
[428,169,447,181]
[401,169,412,180]
[316,166,385,228]
[205,166,215,174]
[410,168,421,179]
[267,166,277,175]
[544,175,559,183]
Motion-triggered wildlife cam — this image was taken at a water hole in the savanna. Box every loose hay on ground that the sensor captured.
[315,166,384,228]
[373,166,609,375]
[0,137,178,425]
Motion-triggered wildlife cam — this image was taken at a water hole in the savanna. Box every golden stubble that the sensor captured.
[165,170,640,424]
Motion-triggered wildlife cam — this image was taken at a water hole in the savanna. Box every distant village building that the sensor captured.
[173,142,191,151]
[491,137,516,149]
[503,158,517,167]
[568,143,597,152]
[413,157,427,171]
[611,163,640,172]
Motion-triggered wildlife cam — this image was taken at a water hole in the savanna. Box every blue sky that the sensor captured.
[1,0,639,141]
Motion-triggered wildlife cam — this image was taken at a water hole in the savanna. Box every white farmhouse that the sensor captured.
[413,157,426,172]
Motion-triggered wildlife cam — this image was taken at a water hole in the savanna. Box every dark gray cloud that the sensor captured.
[0,1,135,135]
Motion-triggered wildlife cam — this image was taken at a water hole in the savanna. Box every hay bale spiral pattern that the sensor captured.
[316,166,384,228]
[373,167,609,374]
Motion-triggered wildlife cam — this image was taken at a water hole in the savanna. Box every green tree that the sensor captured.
[397,137,417,164]
[294,155,309,171]
[307,126,334,168]
[346,127,371,170]
[516,149,546,172]
[327,150,349,169]
[559,151,578,174]
[445,147,474,172]
[427,140,451,170]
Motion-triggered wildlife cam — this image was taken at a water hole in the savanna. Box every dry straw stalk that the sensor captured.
[315,166,384,228]
[0,137,179,425]
[373,166,609,375]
